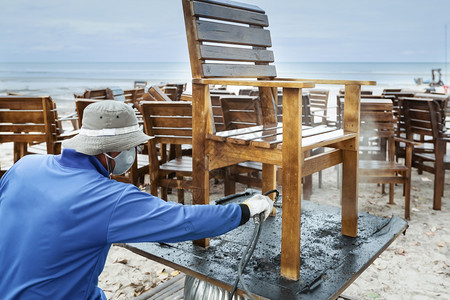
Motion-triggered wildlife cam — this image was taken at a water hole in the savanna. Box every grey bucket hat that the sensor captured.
[63,100,151,155]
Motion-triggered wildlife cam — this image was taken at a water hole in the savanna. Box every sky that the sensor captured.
[1,0,450,63]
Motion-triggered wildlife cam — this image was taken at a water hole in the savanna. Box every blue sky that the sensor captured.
[1,0,450,63]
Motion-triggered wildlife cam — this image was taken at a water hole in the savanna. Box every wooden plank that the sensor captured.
[280,87,302,280]
[193,1,268,26]
[208,140,282,168]
[150,117,193,128]
[210,122,282,141]
[0,124,46,132]
[0,97,45,109]
[194,78,315,88]
[199,45,274,62]
[152,129,193,137]
[0,111,44,123]
[143,102,192,116]
[0,134,46,143]
[192,83,210,248]
[341,84,360,238]
[302,149,342,177]
[302,131,355,151]
[277,77,376,86]
[196,0,265,14]
[196,20,271,47]
[202,63,276,78]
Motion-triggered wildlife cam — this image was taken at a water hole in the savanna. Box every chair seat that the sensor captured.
[414,153,450,164]
[359,160,408,175]
[160,156,193,173]
[210,123,353,153]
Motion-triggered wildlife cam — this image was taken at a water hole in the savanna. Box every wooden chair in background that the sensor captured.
[358,99,416,219]
[182,0,375,280]
[141,101,194,204]
[0,96,77,177]
[307,88,330,126]
[401,98,450,211]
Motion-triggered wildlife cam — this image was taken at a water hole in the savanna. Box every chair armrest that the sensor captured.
[393,136,422,145]
[193,78,315,89]
[277,78,377,86]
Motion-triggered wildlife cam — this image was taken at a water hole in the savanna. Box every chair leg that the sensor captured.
[224,167,236,196]
[161,187,168,201]
[404,180,411,220]
[303,175,312,200]
[389,183,394,204]
[177,175,185,204]
[433,167,444,210]
[341,150,358,237]
[318,170,322,189]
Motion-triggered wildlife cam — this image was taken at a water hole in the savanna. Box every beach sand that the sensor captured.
[1,84,449,299]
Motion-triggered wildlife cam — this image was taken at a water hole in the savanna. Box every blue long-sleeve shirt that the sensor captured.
[0,149,247,299]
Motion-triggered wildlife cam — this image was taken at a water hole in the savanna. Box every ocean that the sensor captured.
[0,61,448,111]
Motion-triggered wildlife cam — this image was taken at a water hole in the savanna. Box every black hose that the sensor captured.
[229,190,279,300]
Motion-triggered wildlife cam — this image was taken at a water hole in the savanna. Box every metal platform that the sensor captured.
[121,190,408,300]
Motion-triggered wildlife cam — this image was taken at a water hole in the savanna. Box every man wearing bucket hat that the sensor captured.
[0,100,273,299]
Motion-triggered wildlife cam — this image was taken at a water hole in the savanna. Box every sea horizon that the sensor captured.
[1,61,448,111]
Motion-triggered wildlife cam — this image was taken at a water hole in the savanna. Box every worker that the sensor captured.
[0,100,273,299]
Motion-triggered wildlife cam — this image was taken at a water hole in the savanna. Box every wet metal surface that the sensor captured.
[122,190,408,300]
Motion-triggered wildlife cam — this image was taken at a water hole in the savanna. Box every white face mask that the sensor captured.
[104,148,136,175]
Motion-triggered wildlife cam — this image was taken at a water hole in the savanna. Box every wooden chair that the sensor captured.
[358,99,416,219]
[0,96,77,177]
[74,99,149,187]
[141,101,194,204]
[401,98,450,211]
[307,88,330,126]
[182,0,375,280]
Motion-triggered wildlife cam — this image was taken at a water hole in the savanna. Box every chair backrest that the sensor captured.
[81,89,109,99]
[359,99,395,161]
[141,101,193,146]
[360,99,395,139]
[148,85,173,102]
[220,95,262,130]
[0,96,60,158]
[400,98,445,143]
[308,89,329,114]
[182,0,276,79]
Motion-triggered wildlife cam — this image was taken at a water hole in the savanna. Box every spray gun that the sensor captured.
[230,189,279,300]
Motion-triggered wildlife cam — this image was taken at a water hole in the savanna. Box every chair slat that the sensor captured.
[0,133,46,143]
[199,45,274,62]
[202,63,276,78]
[152,128,193,137]
[0,111,44,123]
[0,124,46,133]
[0,97,45,109]
[196,20,271,47]
[193,1,268,26]
[197,0,264,13]
[150,116,193,128]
